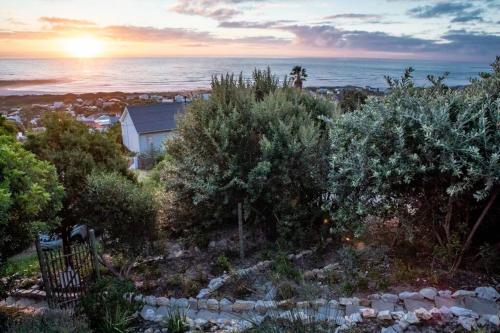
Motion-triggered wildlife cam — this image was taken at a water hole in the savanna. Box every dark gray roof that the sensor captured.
[126,103,185,134]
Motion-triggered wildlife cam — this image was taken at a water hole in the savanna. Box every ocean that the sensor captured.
[0,57,491,95]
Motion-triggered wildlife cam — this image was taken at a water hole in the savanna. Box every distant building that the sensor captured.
[201,93,211,101]
[174,95,185,103]
[120,103,185,154]
[94,114,119,128]
[139,94,150,100]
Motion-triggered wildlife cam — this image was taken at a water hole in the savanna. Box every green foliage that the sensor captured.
[247,307,334,333]
[159,69,337,242]
[76,171,157,277]
[339,89,368,112]
[25,112,129,235]
[216,254,232,273]
[0,116,18,137]
[3,252,39,278]
[271,251,302,282]
[162,307,189,333]
[77,276,138,333]
[0,134,63,259]
[327,58,500,266]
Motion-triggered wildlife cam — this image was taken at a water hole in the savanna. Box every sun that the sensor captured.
[63,36,104,58]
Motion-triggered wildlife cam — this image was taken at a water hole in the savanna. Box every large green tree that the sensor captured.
[327,57,500,270]
[25,113,129,249]
[159,69,337,242]
[0,133,63,260]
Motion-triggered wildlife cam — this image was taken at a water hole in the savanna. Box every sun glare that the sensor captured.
[63,36,103,58]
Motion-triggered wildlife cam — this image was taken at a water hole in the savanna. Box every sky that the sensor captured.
[0,0,499,60]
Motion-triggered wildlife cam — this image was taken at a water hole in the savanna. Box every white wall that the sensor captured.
[120,110,140,153]
[139,131,176,153]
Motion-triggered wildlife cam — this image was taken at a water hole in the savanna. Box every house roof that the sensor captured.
[124,103,185,134]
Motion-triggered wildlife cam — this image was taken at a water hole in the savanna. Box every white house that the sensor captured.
[120,103,185,155]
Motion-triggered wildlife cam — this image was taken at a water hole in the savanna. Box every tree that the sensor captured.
[339,89,368,112]
[24,112,129,253]
[327,57,500,271]
[159,69,337,242]
[290,66,308,90]
[0,134,63,260]
[76,171,157,279]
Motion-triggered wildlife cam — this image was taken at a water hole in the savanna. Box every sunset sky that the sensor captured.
[1,0,499,60]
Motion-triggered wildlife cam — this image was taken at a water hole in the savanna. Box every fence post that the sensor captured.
[35,237,55,308]
[238,202,245,260]
[89,229,100,280]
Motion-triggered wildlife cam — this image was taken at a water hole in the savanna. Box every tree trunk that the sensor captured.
[451,188,498,273]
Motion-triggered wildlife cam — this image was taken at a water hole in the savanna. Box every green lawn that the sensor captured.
[4,248,40,278]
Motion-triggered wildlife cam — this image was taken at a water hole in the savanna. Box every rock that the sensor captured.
[348,313,363,323]
[438,306,453,319]
[345,304,360,316]
[134,294,143,303]
[462,295,499,316]
[368,293,381,300]
[391,311,405,320]
[264,286,277,301]
[434,296,458,309]
[403,312,419,324]
[438,290,452,297]
[144,296,157,306]
[194,318,208,327]
[157,297,170,306]
[255,300,274,314]
[140,305,156,321]
[381,324,402,333]
[339,297,360,306]
[397,319,409,330]
[372,300,395,312]
[360,307,377,318]
[414,307,432,320]
[219,298,232,312]
[404,298,434,311]
[475,286,500,301]
[419,287,437,300]
[197,288,211,299]
[198,299,207,309]
[450,306,477,318]
[452,290,475,298]
[398,291,423,300]
[188,297,197,309]
[144,328,154,333]
[377,310,392,320]
[297,301,309,308]
[457,316,477,331]
[485,314,499,326]
[15,298,35,307]
[232,300,255,312]
[208,277,225,290]
[329,300,340,308]
[311,299,327,307]
[381,294,399,303]
[173,298,189,308]
[207,299,219,311]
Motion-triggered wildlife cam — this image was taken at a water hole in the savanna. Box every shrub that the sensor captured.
[339,89,368,112]
[76,171,158,278]
[3,310,91,333]
[159,69,337,242]
[162,307,188,333]
[77,276,139,333]
[327,57,500,271]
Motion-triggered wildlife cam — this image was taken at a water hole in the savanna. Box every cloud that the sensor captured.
[407,2,485,22]
[170,0,241,20]
[218,20,292,28]
[39,16,96,26]
[324,13,383,20]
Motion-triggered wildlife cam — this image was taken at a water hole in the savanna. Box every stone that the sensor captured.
[452,290,475,298]
[475,286,500,301]
[220,298,232,312]
[328,300,340,308]
[377,310,392,320]
[197,288,211,299]
[449,306,477,318]
[404,312,419,324]
[194,318,208,327]
[404,298,434,311]
[397,319,409,330]
[462,295,499,316]
[414,307,432,320]
[398,291,423,300]
[207,299,219,311]
[381,324,402,333]
[297,301,310,308]
[208,277,225,290]
[435,296,458,309]
[381,294,399,303]
[174,298,189,308]
[15,298,35,307]
[144,328,154,333]
[391,311,405,320]
[157,297,169,306]
[264,286,277,301]
[348,312,363,323]
[457,316,477,331]
[156,306,169,317]
[345,304,360,316]
[339,297,360,306]
[144,295,157,306]
[311,298,327,307]
[438,290,452,297]
[419,287,437,300]
[197,299,207,309]
[232,300,255,312]
[360,307,377,318]
[372,300,395,312]
[485,314,499,326]
[368,293,381,300]
[134,294,143,303]
[438,306,453,319]
[188,297,197,309]
[140,305,156,321]
[255,300,274,314]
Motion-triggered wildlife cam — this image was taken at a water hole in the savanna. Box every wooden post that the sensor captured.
[238,202,244,260]
[35,237,55,308]
[89,229,101,280]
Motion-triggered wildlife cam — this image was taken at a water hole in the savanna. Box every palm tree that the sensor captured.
[290,66,308,90]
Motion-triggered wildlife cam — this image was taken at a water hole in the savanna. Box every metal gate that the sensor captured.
[35,229,100,309]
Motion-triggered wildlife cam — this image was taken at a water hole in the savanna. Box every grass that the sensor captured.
[4,250,39,278]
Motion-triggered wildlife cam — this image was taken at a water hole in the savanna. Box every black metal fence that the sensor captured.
[35,229,100,310]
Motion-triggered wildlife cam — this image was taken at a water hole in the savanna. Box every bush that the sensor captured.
[327,57,500,270]
[159,69,337,242]
[76,171,158,278]
[162,307,188,333]
[77,276,139,333]
[339,89,368,112]
[3,310,91,333]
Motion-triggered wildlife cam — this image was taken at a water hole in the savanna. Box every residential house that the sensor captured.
[120,103,185,155]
